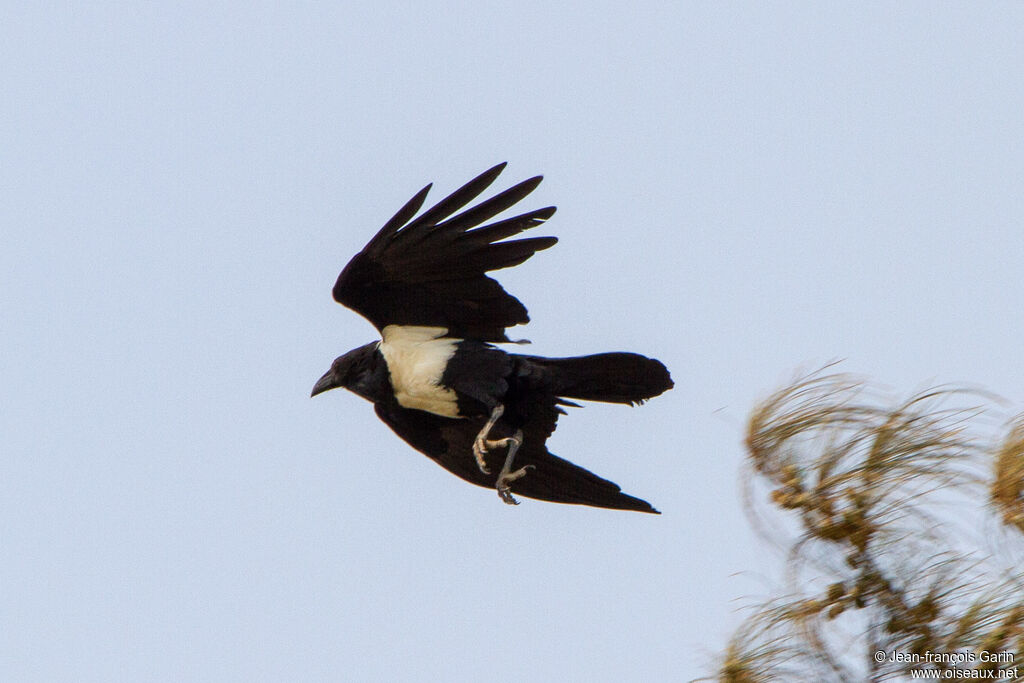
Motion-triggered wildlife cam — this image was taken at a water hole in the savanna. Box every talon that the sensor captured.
[496,466,533,505]
[473,436,517,473]
[498,485,521,505]
[472,439,491,474]
[472,404,506,474]
[494,430,531,505]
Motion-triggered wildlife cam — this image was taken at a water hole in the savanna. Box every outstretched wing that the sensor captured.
[373,400,659,513]
[334,163,557,342]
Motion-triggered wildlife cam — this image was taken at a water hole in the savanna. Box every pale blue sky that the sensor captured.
[3,3,1023,681]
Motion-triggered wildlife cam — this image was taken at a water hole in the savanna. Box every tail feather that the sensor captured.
[524,352,673,405]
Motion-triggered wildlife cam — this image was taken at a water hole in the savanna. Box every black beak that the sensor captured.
[311,369,339,398]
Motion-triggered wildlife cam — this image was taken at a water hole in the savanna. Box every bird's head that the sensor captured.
[311,342,387,403]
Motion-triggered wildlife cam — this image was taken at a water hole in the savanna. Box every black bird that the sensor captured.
[311,163,673,512]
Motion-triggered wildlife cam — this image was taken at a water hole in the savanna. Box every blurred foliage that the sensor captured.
[713,370,1024,682]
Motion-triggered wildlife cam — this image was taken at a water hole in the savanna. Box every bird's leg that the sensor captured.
[496,429,534,506]
[472,404,506,474]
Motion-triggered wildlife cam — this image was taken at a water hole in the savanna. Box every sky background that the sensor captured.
[3,3,1023,681]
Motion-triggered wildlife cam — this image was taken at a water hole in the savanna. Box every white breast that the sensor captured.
[379,325,462,418]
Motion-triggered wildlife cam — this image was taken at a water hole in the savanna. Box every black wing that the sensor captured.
[334,163,557,342]
[373,400,659,513]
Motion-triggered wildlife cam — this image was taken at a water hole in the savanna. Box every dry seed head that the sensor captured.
[991,417,1024,533]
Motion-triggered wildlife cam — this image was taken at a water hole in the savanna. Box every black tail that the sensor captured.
[524,352,673,405]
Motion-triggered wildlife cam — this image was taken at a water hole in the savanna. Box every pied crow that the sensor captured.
[312,163,672,512]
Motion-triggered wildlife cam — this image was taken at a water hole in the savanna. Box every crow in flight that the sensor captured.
[312,164,672,512]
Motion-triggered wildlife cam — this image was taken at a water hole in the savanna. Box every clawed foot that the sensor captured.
[471,408,535,505]
[472,404,506,474]
[472,435,518,474]
[472,436,490,473]
[495,429,529,505]
[497,464,534,505]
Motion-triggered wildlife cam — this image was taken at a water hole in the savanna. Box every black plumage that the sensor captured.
[332,164,556,342]
[313,164,673,512]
